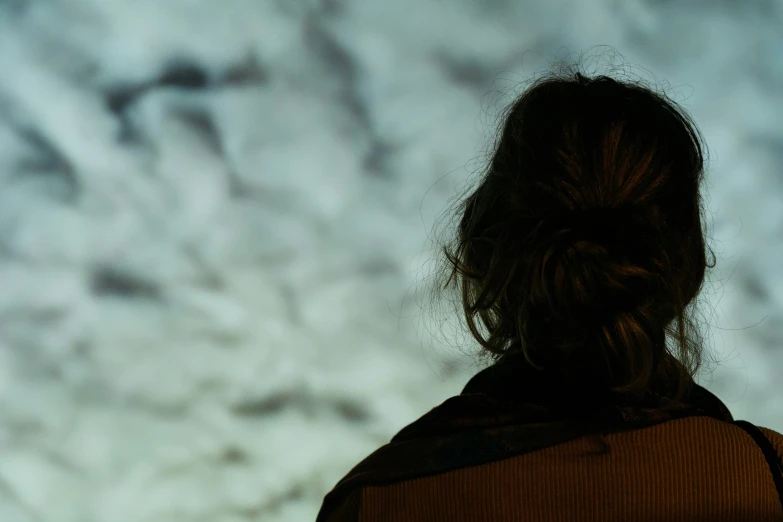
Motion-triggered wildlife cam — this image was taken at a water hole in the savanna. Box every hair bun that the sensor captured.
[535,205,643,247]
[529,205,662,329]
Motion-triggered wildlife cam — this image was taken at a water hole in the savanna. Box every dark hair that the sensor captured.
[428,59,719,405]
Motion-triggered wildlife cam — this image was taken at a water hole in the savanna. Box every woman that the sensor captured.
[316,64,783,521]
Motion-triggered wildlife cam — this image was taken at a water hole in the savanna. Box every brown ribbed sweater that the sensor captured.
[323,416,783,521]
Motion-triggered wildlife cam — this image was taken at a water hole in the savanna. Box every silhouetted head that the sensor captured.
[431,61,717,404]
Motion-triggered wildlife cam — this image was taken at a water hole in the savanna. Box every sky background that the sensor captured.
[0,0,781,521]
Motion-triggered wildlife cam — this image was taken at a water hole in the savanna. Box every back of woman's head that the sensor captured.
[431,60,717,404]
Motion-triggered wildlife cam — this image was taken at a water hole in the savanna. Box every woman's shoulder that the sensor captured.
[757,425,783,461]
